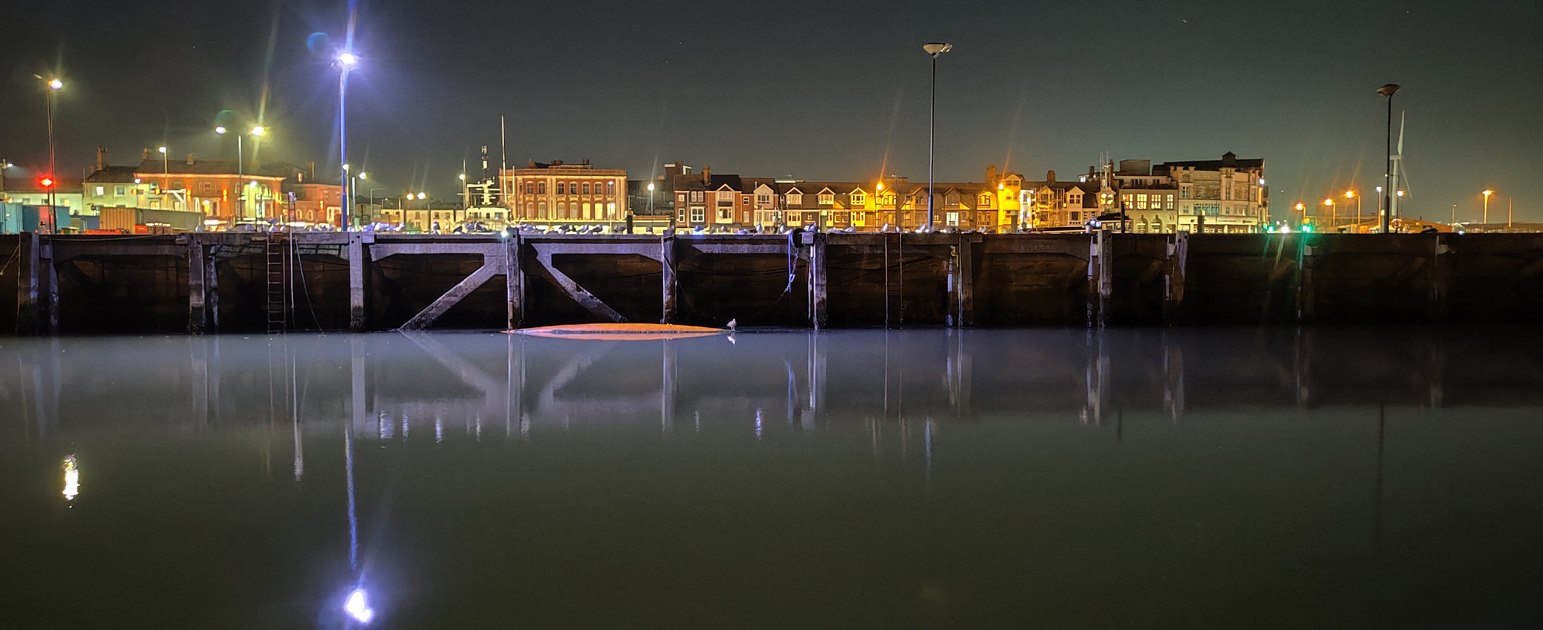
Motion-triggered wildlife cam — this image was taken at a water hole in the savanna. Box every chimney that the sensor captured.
[308,160,316,181]
[186,153,197,166]
[702,164,711,185]
[142,147,152,161]
[96,147,108,172]
[1046,169,1057,184]
[986,164,998,185]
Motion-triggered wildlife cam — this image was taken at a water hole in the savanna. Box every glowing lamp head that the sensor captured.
[1482,189,1494,198]
[357,172,366,180]
[646,182,655,192]
[1397,190,1405,198]
[1323,198,1334,207]
[39,177,55,189]
[417,192,426,200]
[337,51,359,69]
[215,126,228,135]
[1345,190,1354,199]
[458,173,466,181]
[250,126,265,137]
[343,588,374,624]
[922,42,954,56]
[158,146,167,154]
[48,78,63,90]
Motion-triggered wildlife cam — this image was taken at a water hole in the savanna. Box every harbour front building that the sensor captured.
[503,160,628,228]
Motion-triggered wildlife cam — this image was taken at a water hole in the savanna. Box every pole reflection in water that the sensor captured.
[7,329,1543,626]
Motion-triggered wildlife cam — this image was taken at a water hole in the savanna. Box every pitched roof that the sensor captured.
[132,159,288,179]
[84,165,140,184]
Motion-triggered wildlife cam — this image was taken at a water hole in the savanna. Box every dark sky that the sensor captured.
[5,0,1541,221]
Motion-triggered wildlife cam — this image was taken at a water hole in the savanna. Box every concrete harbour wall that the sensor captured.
[4,232,1543,335]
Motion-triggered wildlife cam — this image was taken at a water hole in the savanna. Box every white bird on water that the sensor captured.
[726,318,737,332]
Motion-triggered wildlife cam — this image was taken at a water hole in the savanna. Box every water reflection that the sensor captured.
[7,328,1543,449]
[6,328,1543,625]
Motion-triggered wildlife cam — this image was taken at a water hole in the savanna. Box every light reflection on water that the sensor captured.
[4,329,1543,627]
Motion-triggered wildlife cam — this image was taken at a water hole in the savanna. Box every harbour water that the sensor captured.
[4,328,1543,627]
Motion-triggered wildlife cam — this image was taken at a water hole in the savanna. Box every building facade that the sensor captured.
[502,160,628,227]
[133,152,287,222]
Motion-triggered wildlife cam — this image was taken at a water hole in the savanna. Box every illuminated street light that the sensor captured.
[922,41,953,232]
[35,75,64,232]
[1345,189,1362,231]
[647,181,656,214]
[1323,197,1336,230]
[216,123,267,220]
[336,49,359,230]
[250,125,265,137]
[1482,189,1494,224]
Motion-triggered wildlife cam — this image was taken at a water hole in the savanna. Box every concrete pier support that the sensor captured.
[661,234,676,324]
[808,232,828,329]
[15,232,40,335]
[187,236,208,334]
[348,232,368,332]
[505,234,522,330]
[1164,232,1188,325]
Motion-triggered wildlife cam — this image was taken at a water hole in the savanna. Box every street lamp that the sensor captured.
[647,181,656,214]
[1345,189,1361,232]
[336,50,359,230]
[36,75,64,232]
[1377,83,1401,233]
[1482,189,1493,224]
[922,41,953,232]
[1323,198,1336,231]
[216,124,265,221]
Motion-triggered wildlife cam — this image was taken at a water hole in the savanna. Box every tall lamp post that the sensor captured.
[1323,198,1336,231]
[37,76,63,232]
[336,51,359,230]
[1377,83,1400,234]
[216,124,264,221]
[922,41,953,233]
[1345,189,1360,233]
[1482,189,1493,225]
[647,182,656,214]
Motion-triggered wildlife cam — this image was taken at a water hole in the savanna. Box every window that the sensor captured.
[787,192,802,206]
[95,186,105,196]
[850,192,865,205]
[1136,194,1148,210]
[525,182,534,195]
[582,182,591,195]
[818,192,834,206]
[538,182,546,195]
[690,191,704,202]
[558,202,567,216]
[525,202,534,216]
[607,202,615,217]
[607,181,615,196]
[115,186,126,195]
[538,201,547,215]
[946,211,959,226]
[980,194,990,206]
[718,207,731,221]
[690,206,705,223]
[717,190,734,205]
[557,182,567,195]
[1166,194,1176,209]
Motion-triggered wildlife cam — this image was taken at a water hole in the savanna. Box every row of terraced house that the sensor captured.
[644,152,1268,234]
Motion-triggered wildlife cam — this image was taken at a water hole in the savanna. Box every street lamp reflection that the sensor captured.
[62,454,79,502]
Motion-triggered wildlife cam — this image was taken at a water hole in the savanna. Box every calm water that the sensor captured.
[4,329,1543,627]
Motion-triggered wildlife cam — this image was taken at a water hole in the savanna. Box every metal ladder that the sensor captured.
[264,234,289,334]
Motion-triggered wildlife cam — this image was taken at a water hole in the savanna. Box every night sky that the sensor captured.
[4,0,1540,221]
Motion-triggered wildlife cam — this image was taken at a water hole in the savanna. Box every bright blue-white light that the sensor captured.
[344,588,374,624]
[337,52,360,69]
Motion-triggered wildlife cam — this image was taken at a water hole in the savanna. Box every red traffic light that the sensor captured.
[39,177,55,189]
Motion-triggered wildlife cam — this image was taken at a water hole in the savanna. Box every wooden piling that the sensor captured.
[187,235,207,334]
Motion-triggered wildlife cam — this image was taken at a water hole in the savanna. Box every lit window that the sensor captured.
[691,191,704,202]
[787,193,802,206]
[718,207,731,220]
[607,202,615,216]
[690,206,705,223]
[851,192,865,205]
[818,192,834,206]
